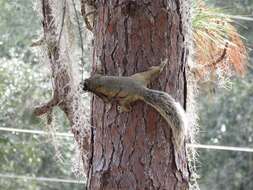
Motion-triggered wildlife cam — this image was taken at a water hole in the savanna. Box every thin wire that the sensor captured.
[187,144,253,152]
[0,173,85,184]
[1,127,253,152]
[0,127,73,137]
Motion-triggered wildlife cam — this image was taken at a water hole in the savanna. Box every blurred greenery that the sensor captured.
[197,1,253,190]
[198,74,253,190]
[0,0,40,62]
[0,0,252,189]
[0,0,83,189]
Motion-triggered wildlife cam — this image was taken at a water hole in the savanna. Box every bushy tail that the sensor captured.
[142,88,187,150]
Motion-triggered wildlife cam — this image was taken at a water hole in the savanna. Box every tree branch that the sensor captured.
[33,97,58,116]
[212,42,228,67]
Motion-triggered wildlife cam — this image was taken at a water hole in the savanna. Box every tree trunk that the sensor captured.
[88,0,191,189]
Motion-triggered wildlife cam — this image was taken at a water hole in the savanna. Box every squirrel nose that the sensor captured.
[81,80,89,91]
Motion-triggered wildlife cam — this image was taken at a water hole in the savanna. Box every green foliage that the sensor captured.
[199,74,253,145]
[0,0,40,61]
[192,1,253,189]
[204,0,253,42]
[196,1,253,189]
[0,57,83,190]
[0,58,42,128]
[198,73,253,190]
[0,0,84,189]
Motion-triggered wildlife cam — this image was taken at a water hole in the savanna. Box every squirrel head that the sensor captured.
[81,75,102,92]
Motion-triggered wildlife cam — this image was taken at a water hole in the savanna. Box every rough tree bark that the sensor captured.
[88,0,191,189]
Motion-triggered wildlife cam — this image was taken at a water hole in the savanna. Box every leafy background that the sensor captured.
[0,0,252,189]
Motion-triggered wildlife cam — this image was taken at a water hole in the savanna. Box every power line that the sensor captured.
[0,127,73,137]
[1,127,253,152]
[187,144,253,152]
[0,173,85,184]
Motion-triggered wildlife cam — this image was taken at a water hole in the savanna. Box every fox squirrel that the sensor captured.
[82,60,187,150]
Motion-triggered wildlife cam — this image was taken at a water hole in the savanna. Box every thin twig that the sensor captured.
[57,0,67,48]
[33,97,59,116]
[212,42,229,67]
[72,0,86,81]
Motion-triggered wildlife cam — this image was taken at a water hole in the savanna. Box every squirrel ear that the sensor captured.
[93,59,104,75]
[96,63,103,74]
[160,59,168,70]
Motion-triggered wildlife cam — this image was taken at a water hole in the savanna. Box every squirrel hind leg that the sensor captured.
[130,59,168,87]
[117,105,131,113]
[118,98,132,113]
